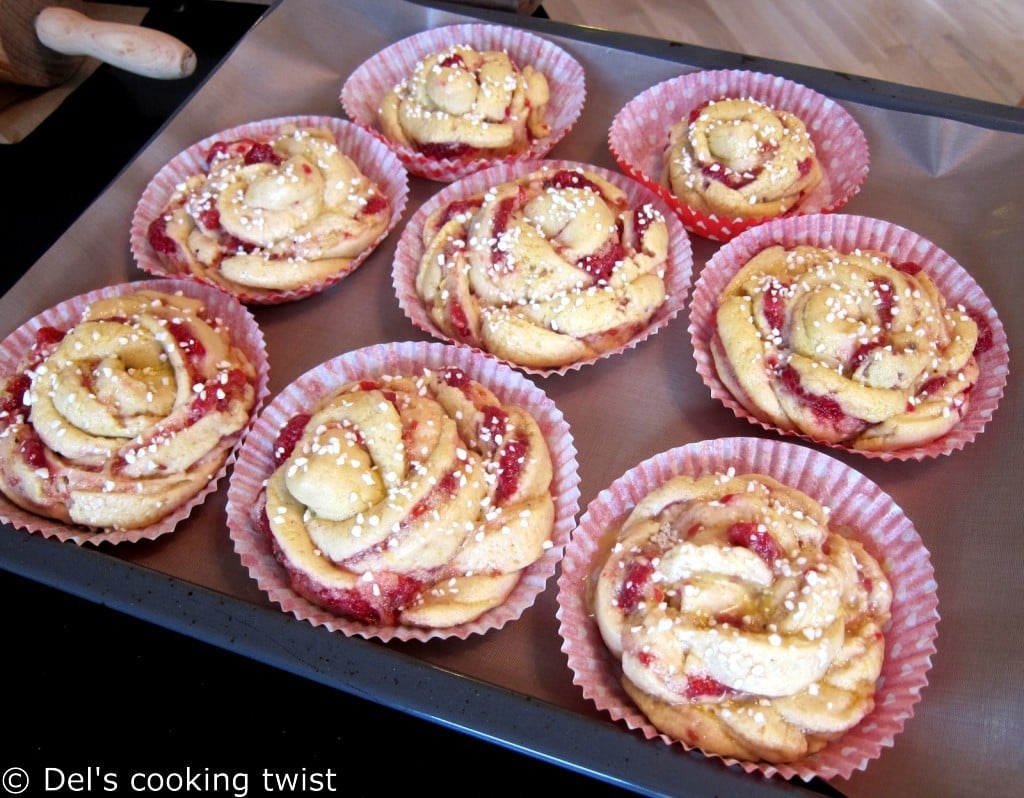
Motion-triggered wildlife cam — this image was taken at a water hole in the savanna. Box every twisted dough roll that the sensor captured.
[260,367,555,628]
[661,98,822,221]
[593,471,892,764]
[416,166,669,369]
[0,290,258,530]
[712,244,983,450]
[379,44,551,160]
[147,125,391,293]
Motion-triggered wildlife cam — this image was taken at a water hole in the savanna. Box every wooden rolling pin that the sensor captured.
[0,0,196,88]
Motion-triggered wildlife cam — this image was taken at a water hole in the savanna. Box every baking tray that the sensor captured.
[2,1,1022,795]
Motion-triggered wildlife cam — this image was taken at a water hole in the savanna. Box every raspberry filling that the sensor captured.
[726,521,782,567]
[778,363,854,429]
[616,559,659,614]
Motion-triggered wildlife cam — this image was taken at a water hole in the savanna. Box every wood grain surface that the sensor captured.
[540,0,1024,107]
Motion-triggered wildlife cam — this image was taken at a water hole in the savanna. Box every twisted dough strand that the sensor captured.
[262,367,555,629]
[711,244,982,450]
[416,166,669,368]
[593,472,892,763]
[662,97,822,221]
[0,290,258,530]
[379,44,551,160]
[148,125,391,293]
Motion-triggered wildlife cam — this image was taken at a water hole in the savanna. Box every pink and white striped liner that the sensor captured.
[341,24,586,182]
[556,436,939,782]
[392,159,694,377]
[609,69,870,242]
[225,340,580,643]
[0,278,271,545]
[130,115,409,305]
[688,213,1009,460]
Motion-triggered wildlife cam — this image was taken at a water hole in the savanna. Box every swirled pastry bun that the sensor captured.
[379,44,550,161]
[258,367,557,629]
[0,286,262,534]
[342,24,586,182]
[592,470,892,764]
[609,70,870,243]
[409,163,674,371]
[662,97,822,221]
[137,118,405,304]
[710,244,984,451]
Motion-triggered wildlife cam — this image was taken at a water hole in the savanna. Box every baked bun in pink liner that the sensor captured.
[225,340,580,643]
[688,213,1009,460]
[341,24,585,182]
[392,159,693,377]
[0,279,270,546]
[556,436,938,781]
[131,115,409,305]
[610,69,869,242]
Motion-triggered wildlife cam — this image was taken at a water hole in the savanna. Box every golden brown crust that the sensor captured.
[712,244,981,450]
[661,97,822,220]
[415,165,669,369]
[262,367,555,629]
[0,290,258,531]
[379,44,550,159]
[147,125,391,294]
[592,472,892,764]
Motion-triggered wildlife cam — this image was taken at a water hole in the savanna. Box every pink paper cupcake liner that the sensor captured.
[226,340,581,643]
[0,278,271,546]
[130,115,409,305]
[609,69,870,242]
[556,436,939,782]
[688,213,1009,460]
[341,24,586,182]
[392,159,694,377]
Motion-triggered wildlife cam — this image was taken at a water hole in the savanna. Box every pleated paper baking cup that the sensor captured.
[609,69,869,242]
[688,213,1009,460]
[556,436,938,782]
[392,159,693,377]
[0,279,270,546]
[226,340,580,643]
[130,115,409,305]
[341,24,585,181]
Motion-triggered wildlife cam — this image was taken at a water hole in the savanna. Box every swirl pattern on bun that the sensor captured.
[711,244,985,450]
[146,124,392,296]
[259,367,556,629]
[662,97,823,221]
[379,44,551,161]
[592,471,892,764]
[0,289,260,531]
[414,165,670,370]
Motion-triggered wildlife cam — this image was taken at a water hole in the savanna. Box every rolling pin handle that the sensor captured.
[34,7,197,80]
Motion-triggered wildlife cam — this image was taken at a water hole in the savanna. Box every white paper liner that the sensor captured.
[687,213,1009,460]
[392,159,694,377]
[0,278,271,546]
[226,340,580,642]
[556,436,939,781]
[340,24,586,182]
[609,69,870,242]
[130,115,409,305]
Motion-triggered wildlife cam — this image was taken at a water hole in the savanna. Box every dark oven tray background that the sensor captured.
[2,1,1022,796]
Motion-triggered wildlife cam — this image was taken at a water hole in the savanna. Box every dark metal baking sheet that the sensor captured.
[2,1,1022,795]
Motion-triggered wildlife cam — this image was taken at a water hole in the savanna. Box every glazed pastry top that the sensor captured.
[262,367,556,628]
[379,44,551,159]
[662,97,822,220]
[0,290,258,530]
[415,165,669,369]
[147,125,391,295]
[711,244,985,450]
[593,470,892,763]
